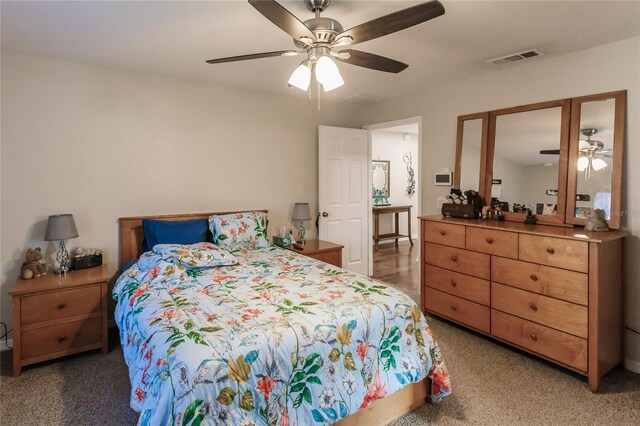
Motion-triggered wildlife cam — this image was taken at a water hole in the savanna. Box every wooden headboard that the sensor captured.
[119,210,268,268]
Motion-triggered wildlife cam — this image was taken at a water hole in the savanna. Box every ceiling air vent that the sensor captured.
[487,49,544,65]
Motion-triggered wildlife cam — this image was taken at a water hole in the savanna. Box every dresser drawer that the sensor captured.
[424,264,490,305]
[492,310,587,372]
[21,317,102,361]
[424,222,465,248]
[425,243,490,279]
[425,287,490,333]
[466,227,518,259]
[21,285,102,326]
[519,234,588,273]
[492,283,588,338]
[492,257,588,306]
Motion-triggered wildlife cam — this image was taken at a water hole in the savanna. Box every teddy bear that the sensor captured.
[584,209,610,232]
[21,247,48,279]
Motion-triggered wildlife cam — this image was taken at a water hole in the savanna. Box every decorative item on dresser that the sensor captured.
[284,239,343,268]
[44,214,79,275]
[420,216,627,391]
[9,264,110,376]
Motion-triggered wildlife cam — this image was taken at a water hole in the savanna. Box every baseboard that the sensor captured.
[1,338,13,352]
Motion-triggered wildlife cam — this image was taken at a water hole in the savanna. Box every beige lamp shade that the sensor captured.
[44,214,79,241]
[292,203,312,221]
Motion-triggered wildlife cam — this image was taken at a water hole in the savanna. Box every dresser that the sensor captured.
[285,240,343,268]
[420,216,626,391]
[9,265,110,376]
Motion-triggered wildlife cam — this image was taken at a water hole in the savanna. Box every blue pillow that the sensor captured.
[141,218,208,253]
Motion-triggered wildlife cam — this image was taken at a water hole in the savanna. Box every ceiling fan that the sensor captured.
[206,0,446,92]
[539,128,612,179]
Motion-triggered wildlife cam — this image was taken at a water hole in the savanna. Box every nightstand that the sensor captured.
[285,240,343,268]
[9,264,110,376]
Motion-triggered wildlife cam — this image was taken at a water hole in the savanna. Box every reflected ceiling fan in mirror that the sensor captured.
[206,0,445,94]
[577,128,612,179]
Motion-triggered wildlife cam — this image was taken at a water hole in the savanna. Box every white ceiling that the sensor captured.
[2,1,639,102]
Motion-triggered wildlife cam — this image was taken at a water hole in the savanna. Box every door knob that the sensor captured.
[322,212,329,217]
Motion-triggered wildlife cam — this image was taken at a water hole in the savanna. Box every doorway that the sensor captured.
[364,117,421,303]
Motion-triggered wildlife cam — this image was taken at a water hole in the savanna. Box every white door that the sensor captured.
[318,125,369,275]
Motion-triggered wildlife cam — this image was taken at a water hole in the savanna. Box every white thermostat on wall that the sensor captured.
[434,171,453,186]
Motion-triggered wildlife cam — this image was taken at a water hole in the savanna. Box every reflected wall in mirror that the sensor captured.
[567,91,625,229]
[486,99,570,225]
[372,160,390,198]
[455,112,488,194]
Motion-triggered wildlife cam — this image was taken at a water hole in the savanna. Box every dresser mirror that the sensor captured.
[566,91,625,229]
[455,112,488,193]
[485,99,570,225]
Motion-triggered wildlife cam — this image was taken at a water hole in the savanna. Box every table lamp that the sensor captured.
[44,214,79,275]
[291,203,312,244]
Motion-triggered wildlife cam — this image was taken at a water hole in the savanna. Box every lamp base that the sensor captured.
[53,267,70,275]
[297,223,306,244]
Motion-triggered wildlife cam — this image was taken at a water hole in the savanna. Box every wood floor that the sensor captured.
[371,241,420,304]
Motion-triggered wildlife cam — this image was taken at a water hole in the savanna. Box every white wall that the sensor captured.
[362,36,640,370]
[371,131,419,240]
[0,53,363,331]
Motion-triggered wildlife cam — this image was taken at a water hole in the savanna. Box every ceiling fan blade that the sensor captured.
[540,150,560,155]
[206,50,299,64]
[249,0,316,41]
[335,49,408,73]
[337,0,445,45]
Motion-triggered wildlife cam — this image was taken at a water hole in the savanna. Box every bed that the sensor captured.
[114,211,450,425]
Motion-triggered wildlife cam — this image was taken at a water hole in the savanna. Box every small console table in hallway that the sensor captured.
[373,204,414,250]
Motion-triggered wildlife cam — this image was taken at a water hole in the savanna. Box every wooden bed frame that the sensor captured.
[118,210,431,425]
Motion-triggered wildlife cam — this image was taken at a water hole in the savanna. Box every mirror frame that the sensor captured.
[484,98,571,226]
[371,159,391,198]
[566,90,626,229]
[455,112,489,194]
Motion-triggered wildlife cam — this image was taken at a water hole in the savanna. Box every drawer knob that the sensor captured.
[546,247,555,255]
[530,333,538,342]
[529,302,538,312]
[450,255,458,262]
[451,280,457,287]
[530,274,539,282]
[57,335,68,343]
[486,237,493,244]
[440,230,447,236]
[57,303,67,310]
[450,305,457,311]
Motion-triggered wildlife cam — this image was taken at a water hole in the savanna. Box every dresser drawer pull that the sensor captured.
[530,274,539,282]
[529,302,538,312]
[450,255,458,262]
[546,247,555,255]
[57,303,67,310]
[529,333,538,342]
[450,305,457,312]
[450,280,457,287]
[57,335,68,343]
[440,230,447,236]
[486,237,493,244]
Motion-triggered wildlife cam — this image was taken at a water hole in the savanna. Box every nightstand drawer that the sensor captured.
[466,227,518,259]
[424,222,465,248]
[519,234,588,273]
[307,250,341,268]
[21,285,102,325]
[424,243,490,279]
[21,317,102,361]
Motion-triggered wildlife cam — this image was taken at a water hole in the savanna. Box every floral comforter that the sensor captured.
[114,246,451,426]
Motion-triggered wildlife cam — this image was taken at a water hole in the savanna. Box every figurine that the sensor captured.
[524,209,537,225]
[584,209,610,232]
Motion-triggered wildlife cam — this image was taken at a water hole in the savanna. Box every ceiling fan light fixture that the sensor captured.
[315,55,344,92]
[577,156,589,172]
[288,61,311,91]
[592,157,607,171]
